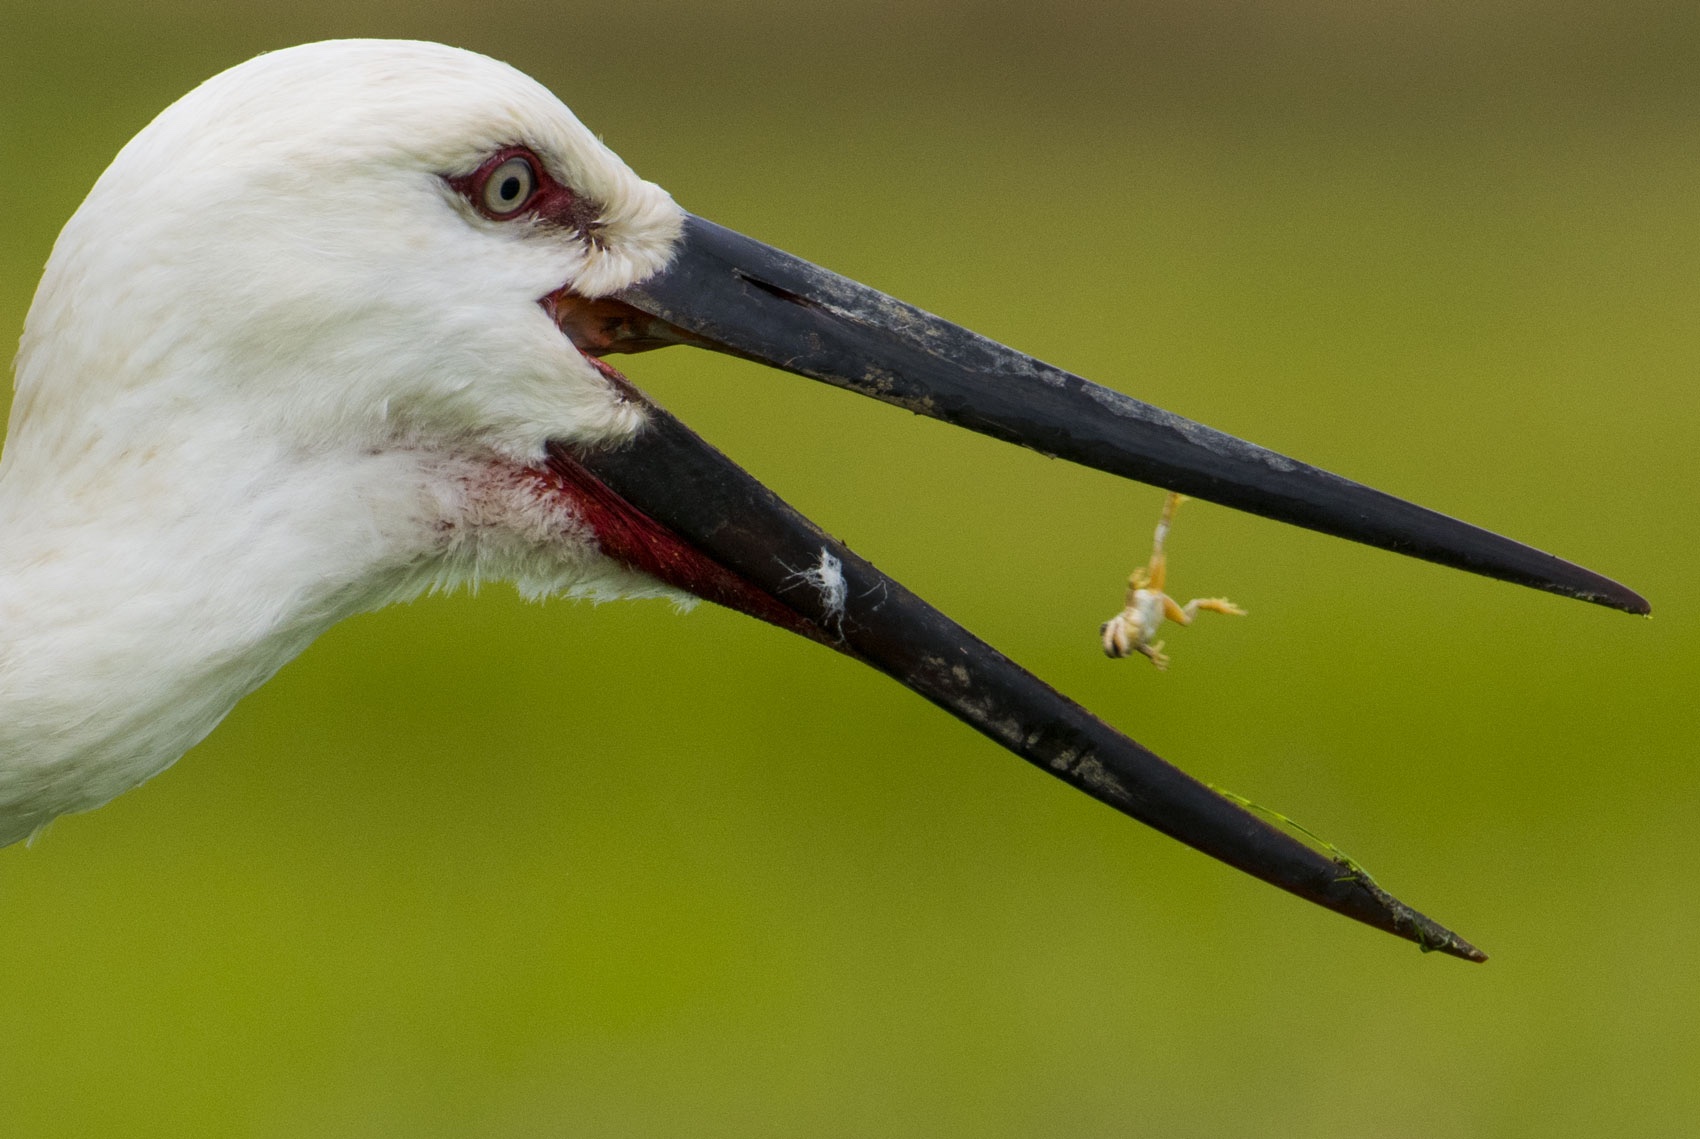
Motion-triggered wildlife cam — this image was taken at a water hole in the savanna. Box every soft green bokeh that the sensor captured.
[2,3,1696,1135]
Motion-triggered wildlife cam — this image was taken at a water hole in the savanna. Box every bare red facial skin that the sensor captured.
[532,446,826,644]
[450,150,816,640]
[446,146,604,241]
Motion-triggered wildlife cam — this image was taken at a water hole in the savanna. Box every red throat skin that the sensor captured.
[533,446,825,643]
[534,286,826,642]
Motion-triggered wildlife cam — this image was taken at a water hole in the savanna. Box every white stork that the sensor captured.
[0,40,1647,960]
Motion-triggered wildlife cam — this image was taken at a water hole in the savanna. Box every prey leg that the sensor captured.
[1168,596,1248,625]
[1100,493,1243,669]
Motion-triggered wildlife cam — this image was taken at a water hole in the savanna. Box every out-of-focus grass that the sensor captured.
[2,3,1696,1136]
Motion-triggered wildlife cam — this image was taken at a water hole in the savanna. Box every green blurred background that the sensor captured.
[2,1,1696,1134]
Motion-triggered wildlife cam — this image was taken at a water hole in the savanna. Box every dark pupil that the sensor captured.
[498,175,523,203]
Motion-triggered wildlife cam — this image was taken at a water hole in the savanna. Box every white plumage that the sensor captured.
[0,41,690,845]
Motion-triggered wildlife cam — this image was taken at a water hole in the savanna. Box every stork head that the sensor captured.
[4,40,1650,958]
[14,40,679,471]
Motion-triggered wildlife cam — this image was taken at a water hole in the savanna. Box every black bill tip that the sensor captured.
[1335,871,1487,961]
[611,213,1648,617]
[550,399,1490,963]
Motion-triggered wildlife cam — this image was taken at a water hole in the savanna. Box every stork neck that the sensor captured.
[0,439,447,843]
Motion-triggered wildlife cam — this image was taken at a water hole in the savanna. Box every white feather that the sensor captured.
[0,41,689,845]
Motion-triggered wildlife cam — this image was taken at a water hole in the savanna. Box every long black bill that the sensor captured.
[552,401,1485,960]
[606,213,1646,615]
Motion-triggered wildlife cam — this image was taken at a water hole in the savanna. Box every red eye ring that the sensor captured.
[448,147,549,221]
[447,146,598,238]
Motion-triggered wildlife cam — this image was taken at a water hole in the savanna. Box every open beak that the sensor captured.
[546,213,1650,962]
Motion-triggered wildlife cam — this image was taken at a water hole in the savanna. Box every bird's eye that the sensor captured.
[480,156,537,217]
